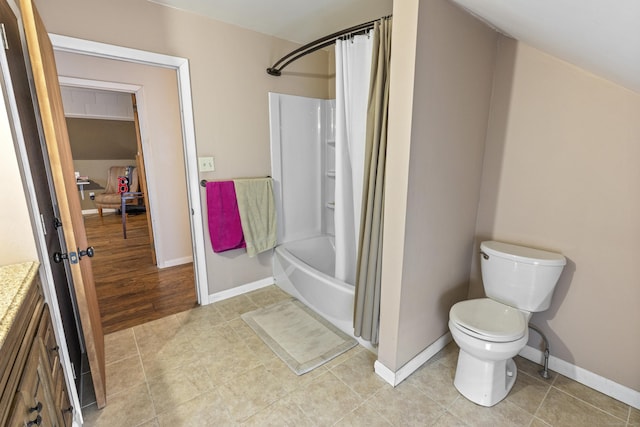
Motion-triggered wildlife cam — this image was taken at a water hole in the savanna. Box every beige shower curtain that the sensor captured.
[353,17,392,344]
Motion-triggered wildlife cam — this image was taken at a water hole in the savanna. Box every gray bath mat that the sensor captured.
[241,299,357,375]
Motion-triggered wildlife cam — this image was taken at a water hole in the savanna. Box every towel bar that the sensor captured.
[200,177,271,187]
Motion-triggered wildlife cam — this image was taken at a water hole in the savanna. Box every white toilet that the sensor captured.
[448,240,566,407]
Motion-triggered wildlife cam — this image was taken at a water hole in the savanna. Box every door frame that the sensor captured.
[50,34,209,305]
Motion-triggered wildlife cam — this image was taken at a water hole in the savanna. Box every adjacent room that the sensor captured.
[62,84,197,334]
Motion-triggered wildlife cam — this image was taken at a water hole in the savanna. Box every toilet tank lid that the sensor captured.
[481,241,566,266]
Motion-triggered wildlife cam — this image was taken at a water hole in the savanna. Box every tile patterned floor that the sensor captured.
[82,286,640,426]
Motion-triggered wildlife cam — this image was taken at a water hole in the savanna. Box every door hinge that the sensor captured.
[53,251,78,264]
[0,24,8,50]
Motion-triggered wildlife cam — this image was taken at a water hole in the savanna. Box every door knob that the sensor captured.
[27,415,42,426]
[28,401,42,413]
[78,246,94,259]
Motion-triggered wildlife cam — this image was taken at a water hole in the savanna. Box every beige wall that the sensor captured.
[66,118,137,160]
[0,88,38,265]
[35,0,330,293]
[378,0,497,370]
[473,41,640,391]
[378,0,420,370]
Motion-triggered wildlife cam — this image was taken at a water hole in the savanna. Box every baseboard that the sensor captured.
[374,332,452,387]
[158,256,193,269]
[519,345,640,409]
[207,277,275,305]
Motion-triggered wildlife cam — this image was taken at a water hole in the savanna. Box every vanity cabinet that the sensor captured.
[0,263,73,426]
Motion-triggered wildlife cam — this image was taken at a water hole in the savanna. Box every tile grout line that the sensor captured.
[530,380,554,426]
[407,357,462,414]
[216,311,305,424]
[130,325,159,423]
[444,395,470,426]
[550,385,630,423]
[510,366,555,420]
[325,346,387,425]
[345,386,396,426]
[551,371,635,421]
[526,368,629,425]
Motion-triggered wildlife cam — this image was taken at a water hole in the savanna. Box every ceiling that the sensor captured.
[450,0,640,94]
[149,0,640,94]
[148,0,393,44]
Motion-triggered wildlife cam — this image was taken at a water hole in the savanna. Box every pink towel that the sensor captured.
[206,181,246,253]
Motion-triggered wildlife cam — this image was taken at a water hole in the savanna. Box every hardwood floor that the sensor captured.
[84,211,198,334]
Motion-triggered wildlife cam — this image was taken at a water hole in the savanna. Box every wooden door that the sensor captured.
[19,0,106,408]
[0,0,83,392]
[132,94,157,265]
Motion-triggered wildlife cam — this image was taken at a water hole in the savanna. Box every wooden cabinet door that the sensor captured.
[39,305,73,426]
[18,0,106,408]
[6,339,62,427]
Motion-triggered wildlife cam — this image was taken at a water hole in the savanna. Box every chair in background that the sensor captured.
[93,166,140,216]
[120,191,145,238]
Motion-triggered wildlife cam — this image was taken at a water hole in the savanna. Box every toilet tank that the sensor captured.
[480,241,566,312]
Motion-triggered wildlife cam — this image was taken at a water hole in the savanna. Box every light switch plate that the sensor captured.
[199,156,215,172]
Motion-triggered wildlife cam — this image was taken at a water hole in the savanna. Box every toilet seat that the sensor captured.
[450,298,526,342]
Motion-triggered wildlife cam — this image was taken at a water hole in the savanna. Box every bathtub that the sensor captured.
[273,235,355,336]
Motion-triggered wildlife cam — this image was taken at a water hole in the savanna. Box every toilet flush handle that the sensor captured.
[480,251,489,260]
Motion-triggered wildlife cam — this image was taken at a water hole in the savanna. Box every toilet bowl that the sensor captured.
[449,298,530,406]
[448,241,566,407]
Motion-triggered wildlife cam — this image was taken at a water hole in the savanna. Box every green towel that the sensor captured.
[233,178,277,257]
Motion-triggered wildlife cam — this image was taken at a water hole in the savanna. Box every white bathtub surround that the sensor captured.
[273,236,354,335]
[268,88,385,353]
[269,93,356,332]
[334,33,373,285]
[272,239,378,352]
[268,93,332,243]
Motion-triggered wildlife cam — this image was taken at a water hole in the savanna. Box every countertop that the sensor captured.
[0,261,39,349]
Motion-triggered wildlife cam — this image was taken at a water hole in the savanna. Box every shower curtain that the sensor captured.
[334,32,373,285]
[354,17,392,345]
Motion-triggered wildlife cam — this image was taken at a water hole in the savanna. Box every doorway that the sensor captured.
[50,35,209,306]
[60,84,195,333]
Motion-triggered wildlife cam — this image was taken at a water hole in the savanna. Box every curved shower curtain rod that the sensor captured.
[266,15,391,76]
